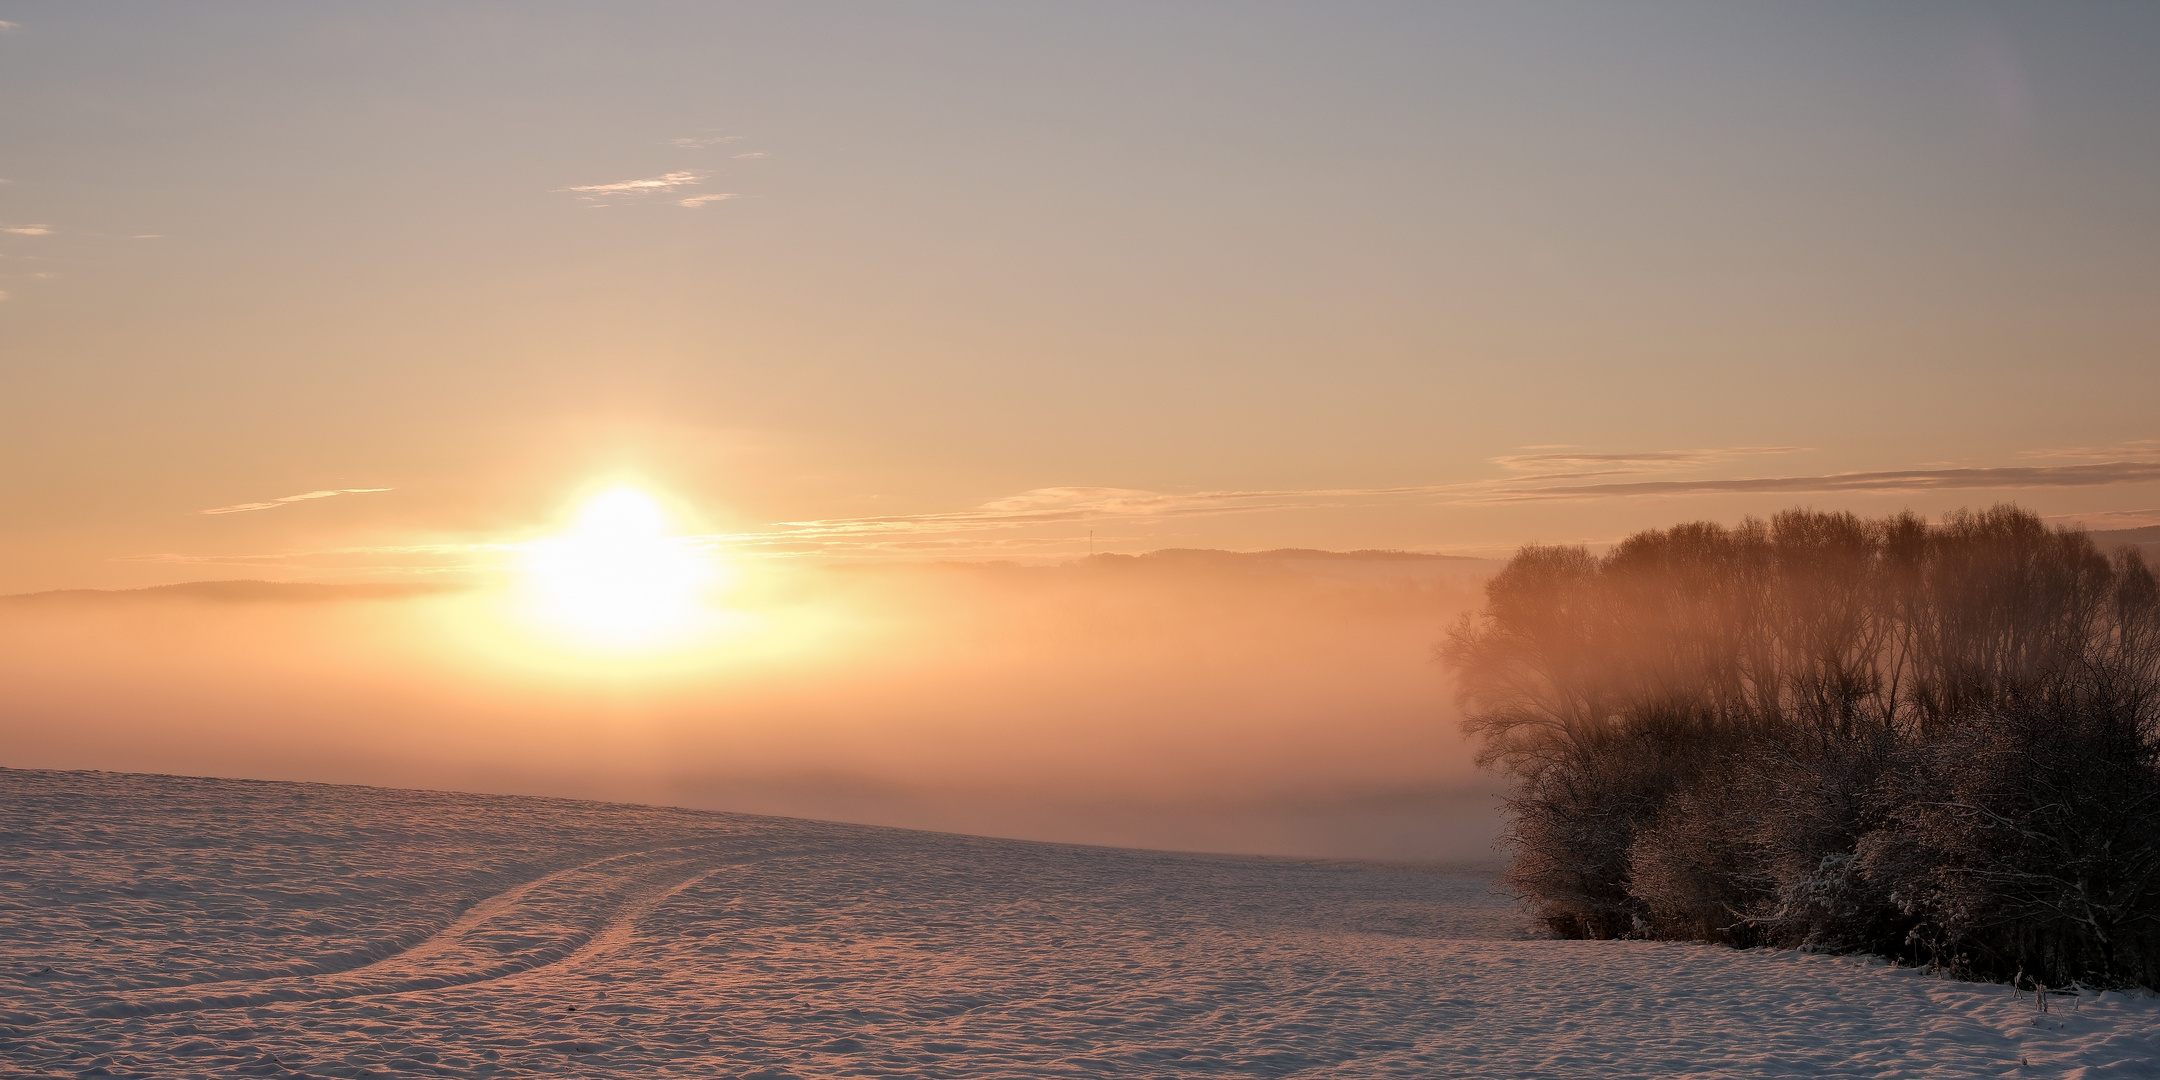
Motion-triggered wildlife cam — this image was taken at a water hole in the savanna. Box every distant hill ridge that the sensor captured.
[1102,548,1487,564]
[0,580,468,604]
[4,549,1497,601]
[2088,524,2160,551]
[28,533,2146,601]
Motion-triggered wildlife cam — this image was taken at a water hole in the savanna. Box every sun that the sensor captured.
[520,486,722,648]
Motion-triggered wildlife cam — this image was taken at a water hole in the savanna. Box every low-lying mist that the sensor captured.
[0,551,1502,862]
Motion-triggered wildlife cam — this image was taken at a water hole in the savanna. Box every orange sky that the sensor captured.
[2,3,2158,593]
[4,3,2160,858]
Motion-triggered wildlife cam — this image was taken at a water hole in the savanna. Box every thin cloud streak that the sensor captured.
[564,172,703,203]
[1488,462,2160,502]
[2048,508,2160,531]
[200,488,392,516]
[563,171,741,209]
[760,485,1450,539]
[1488,446,1808,472]
[4,225,51,236]
[2018,439,2160,463]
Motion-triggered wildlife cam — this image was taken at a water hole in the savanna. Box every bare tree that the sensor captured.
[1446,506,2160,986]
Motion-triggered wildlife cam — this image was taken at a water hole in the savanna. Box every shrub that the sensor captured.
[1445,505,2160,986]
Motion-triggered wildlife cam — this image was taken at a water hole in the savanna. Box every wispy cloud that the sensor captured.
[730,485,1457,555]
[1490,446,1807,472]
[0,21,18,31]
[1482,461,2160,503]
[200,488,392,516]
[563,171,741,209]
[732,151,769,160]
[670,135,742,149]
[564,171,703,204]
[2018,439,2160,463]
[3,225,51,236]
[1486,445,1811,482]
[2047,507,2160,532]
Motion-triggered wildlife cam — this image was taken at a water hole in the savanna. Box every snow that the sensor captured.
[3,768,2156,1078]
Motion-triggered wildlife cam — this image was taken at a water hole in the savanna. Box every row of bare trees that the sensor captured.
[1445,505,2160,988]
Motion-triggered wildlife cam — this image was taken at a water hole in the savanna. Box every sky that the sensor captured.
[2,4,2158,856]
[2,1,2158,591]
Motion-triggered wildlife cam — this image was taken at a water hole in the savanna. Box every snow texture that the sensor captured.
[2,768,2156,1078]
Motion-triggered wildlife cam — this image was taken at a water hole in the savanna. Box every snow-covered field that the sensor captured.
[2,768,2155,1078]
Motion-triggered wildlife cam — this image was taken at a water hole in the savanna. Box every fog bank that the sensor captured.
[0,552,1501,861]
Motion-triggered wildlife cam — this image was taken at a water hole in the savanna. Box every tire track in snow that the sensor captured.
[71,843,761,1019]
[480,861,734,993]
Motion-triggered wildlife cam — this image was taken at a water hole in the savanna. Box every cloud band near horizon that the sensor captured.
[145,454,2160,571]
[744,459,2160,540]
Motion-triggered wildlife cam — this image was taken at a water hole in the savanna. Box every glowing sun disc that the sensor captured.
[520,487,719,647]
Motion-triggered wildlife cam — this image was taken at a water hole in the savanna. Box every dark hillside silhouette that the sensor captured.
[1446,505,2160,989]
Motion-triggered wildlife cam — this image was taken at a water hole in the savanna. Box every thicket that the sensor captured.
[1444,505,2160,989]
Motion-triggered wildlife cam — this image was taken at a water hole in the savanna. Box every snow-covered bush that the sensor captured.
[1444,505,2160,987]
